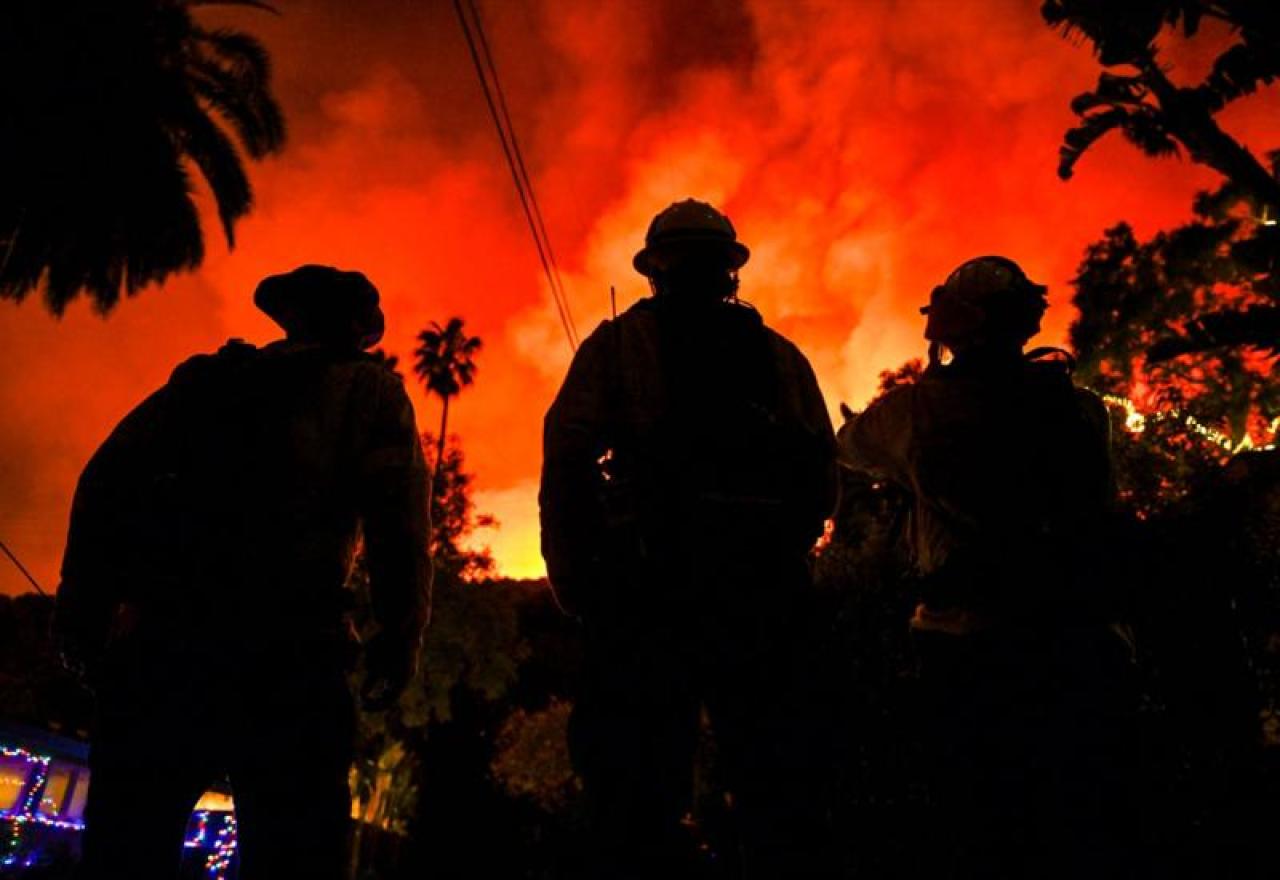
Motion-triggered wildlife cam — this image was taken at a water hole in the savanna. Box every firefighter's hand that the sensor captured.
[360,631,418,712]
[51,608,103,695]
[55,635,98,694]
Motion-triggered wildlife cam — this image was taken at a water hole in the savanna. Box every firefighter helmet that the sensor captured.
[632,198,750,278]
[921,256,1048,347]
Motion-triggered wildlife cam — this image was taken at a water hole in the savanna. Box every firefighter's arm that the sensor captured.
[55,389,168,682]
[794,351,839,545]
[1068,386,1130,625]
[1079,388,1116,508]
[836,387,911,483]
[356,370,430,707]
[539,326,612,616]
[56,454,123,684]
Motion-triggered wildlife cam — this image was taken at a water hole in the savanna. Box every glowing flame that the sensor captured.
[3,1,1279,591]
[1100,394,1278,453]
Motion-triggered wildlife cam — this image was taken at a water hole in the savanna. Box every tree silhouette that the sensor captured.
[1047,1,1280,367]
[1045,0,1280,204]
[369,347,404,379]
[1066,213,1280,516]
[413,317,482,541]
[0,0,285,314]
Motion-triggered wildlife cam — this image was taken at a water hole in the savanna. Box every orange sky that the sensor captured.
[2,0,1278,594]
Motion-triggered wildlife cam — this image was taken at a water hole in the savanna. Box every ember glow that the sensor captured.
[1,0,1276,590]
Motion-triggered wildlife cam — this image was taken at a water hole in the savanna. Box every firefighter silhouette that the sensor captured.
[541,199,838,878]
[55,265,430,880]
[839,256,1136,879]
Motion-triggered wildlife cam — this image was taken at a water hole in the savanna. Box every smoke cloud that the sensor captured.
[1,0,1272,589]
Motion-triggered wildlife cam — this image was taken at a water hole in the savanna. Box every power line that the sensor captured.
[458,0,578,350]
[466,0,579,347]
[0,537,48,597]
[453,0,579,352]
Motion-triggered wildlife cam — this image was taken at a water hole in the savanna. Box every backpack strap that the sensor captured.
[1024,345,1077,373]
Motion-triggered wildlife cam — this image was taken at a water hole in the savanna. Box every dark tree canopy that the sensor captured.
[875,358,924,397]
[1067,209,1280,514]
[1050,1,1280,393]
[0,0,285,314]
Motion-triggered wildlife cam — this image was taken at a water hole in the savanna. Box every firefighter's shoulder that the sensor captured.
[1072,384,1111,434]
[166,337,259,386]
[759,323,821,382]
[573,306,652,360]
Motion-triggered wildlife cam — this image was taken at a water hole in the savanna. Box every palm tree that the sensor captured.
[1047,0,1280,360]
[413,318,483,527]
[1046,0,1280,206]
[0,0,285,314]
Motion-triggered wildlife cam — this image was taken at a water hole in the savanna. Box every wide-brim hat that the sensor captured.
[633,198,751,278]
[254,265,385,350]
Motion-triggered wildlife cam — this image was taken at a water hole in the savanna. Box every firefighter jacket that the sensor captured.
[56,339,430,659]
[540,297,837,611]
[838,354,1113,622]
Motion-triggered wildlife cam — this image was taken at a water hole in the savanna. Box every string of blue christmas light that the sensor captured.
[3,743,238,876]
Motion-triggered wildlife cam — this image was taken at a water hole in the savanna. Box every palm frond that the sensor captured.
[1198,41,1280,112]
[0,0,282,313]
[1059,107,1130,179]
[186,0,279,15]
[1075,72,1148,111]
[414,318,483,400]
[188,49,285,156]
[1118,109,1180,160]
[1040,0,1164,66]
[194,27,273,82]
[122,157,205,295]
[168,95,253,245]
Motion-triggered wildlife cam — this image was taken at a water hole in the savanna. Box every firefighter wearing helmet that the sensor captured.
[541,199,837,877]
[838,256,1135,878]
[56,266,429,880]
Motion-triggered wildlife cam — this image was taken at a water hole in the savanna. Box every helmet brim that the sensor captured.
[254,265,385,349]
[632,237,750,278]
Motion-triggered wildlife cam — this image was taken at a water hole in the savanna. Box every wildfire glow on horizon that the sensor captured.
[1,0,1278,591]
